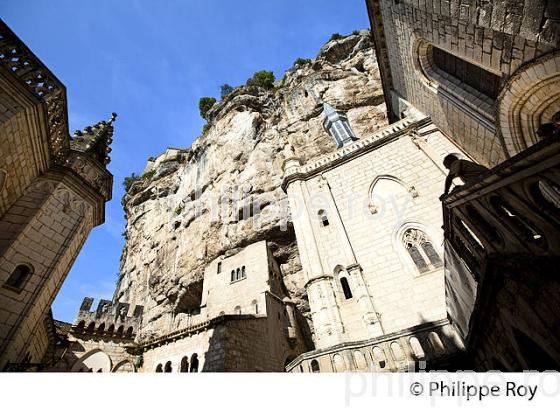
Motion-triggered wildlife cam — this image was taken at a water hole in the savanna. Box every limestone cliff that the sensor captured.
[116,30,387,342]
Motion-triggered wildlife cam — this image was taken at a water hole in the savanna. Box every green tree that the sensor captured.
[220,84,234,99]
[198,97,217,120]
[123,172,140,191]
[330,33,343,41]
[246,70,275,90]
[294,58,312,67]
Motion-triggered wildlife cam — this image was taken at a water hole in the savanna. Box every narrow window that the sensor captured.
[421,242,443,268]
[180,357,189,372]
[432,46,501,99]
[231,270,235,282]
[76,321,85,330]
[318,210,329,227]
[5,264,33,290]
[190,354,199,372]
[241,266,246,279]
[164,361,172,373]
[340,277,353,300]
[155,364,163,372]
[126,326,134,337]
[236,268,240,280]
[97,323,105,333]
[217,262,222,274]
[310,359,320,373]
[87,322,95,333]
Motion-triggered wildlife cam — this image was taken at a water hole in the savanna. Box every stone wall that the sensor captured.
[283,114,465,353]
[0,175,96,368]
[366,0,560,167]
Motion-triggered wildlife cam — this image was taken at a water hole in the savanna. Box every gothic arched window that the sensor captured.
[340,277,353,300]
[164,361,172,373]
[5,264,33,290]
[402,228,442,273]
[231,270,235,282]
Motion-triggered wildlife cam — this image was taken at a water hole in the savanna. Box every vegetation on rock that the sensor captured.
[198,97,217,119]
[220,84,235,99]
[246,70,275,90]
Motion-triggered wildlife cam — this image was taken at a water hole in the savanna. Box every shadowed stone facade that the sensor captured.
[0,19,115,370]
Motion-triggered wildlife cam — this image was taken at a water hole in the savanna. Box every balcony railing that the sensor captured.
[443,136,560,280]
[442,136,560,340]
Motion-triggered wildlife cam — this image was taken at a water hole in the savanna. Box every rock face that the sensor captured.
[116,29,387,342]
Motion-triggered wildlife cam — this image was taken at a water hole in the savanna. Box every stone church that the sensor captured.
[1,1,559,372]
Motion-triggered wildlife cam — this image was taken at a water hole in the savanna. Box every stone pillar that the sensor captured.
[347,264,384,336]
[319,174,384,337]
[283,156,345,348]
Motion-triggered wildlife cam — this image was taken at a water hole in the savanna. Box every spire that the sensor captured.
[70,112,117,166]
[323,102,337,117]
[322,103,358,148]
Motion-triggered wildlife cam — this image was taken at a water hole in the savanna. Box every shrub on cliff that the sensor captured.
[246,70,275,90]
[220,84,234,99]
[198,97,217,120]
[123,172,140,191]
[294,58,312,67]
[330,33,343,41]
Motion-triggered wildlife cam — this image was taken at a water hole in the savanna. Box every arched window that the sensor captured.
[116,325,124,337]
[432,46,501,99]
[180,356,189,372]
[252,300,258,314]
[107,324,115,334]
[86,322,95,333]
[97,323,105,333]
[340,277,353,300]
[414,39,499,122]
[5,264,33,290]
[155,364,163,372]
[234,306,241,315]
[310,359,320,373]
[402,228,442,273]
[318,210,329,227]
[76,321,85,330]
[236,268,240,280]
[164,361,172,373]
[241,266,246,279]
[230,270,235,282]
[190,354,199,372]
[126,326,134,337]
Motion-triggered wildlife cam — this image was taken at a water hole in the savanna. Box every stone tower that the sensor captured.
[0,19,115,370]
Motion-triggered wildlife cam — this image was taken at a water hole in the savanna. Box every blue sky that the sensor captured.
[1,0,371,322]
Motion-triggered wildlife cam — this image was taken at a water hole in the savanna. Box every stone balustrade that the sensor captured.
[286,319,459,372]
